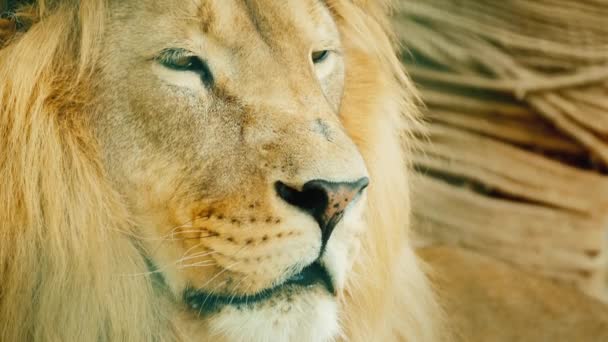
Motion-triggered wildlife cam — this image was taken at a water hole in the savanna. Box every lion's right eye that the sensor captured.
[155,48,214,88]
[311,50,330,64]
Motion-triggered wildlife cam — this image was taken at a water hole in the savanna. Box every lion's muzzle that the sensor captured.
[275,177,369,251]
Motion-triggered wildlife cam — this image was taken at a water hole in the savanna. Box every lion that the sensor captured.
[0,0,607,341]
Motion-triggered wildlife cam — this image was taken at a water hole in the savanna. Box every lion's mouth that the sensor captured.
[184,262,335,313]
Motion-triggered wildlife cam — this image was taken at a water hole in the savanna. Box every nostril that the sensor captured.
[274,177,369,251]
[275,181,329,219]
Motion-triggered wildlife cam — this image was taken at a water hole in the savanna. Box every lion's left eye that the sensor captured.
[155,48,214,87]
[311,50,330,64]
[164,55,200,71]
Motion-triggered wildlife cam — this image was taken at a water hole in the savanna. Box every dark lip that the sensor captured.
[184,262,335,313]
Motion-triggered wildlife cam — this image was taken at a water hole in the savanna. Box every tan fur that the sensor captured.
[0,1,442,341]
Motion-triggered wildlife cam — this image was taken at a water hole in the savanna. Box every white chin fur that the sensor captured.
[207,294,340,342]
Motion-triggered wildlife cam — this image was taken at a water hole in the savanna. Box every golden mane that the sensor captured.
[0,1,443,341]
[0,2,170,340]
[328,2,442,341]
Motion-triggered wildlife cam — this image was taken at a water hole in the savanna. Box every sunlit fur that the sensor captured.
[0,1,444,341]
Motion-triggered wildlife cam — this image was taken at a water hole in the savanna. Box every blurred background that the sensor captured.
[392,0,608,301]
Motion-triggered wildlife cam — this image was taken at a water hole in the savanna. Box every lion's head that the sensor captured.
[0,1,442,341]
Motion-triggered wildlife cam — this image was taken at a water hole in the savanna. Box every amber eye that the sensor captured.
[311,50,330,64]
[165,55,199,71]
[156,48,214,87]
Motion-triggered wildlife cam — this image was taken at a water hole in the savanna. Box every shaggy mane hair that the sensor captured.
[0,1,444,340]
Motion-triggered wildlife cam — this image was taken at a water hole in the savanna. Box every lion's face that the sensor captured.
[93,0,368,340]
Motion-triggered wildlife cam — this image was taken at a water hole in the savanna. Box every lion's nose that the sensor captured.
[275,177,369,248]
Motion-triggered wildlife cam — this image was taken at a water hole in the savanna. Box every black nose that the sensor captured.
[275,177,369,249]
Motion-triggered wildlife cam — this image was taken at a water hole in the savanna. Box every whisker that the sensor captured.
[149,230,214,257]
[120,250,219,277]
[177,243,212,263]
[197,278,229,317]
[197,260,243,291]
[115,218,199,241]
[177,251,218,265]
[227,274,252,306]
[192,243,257,308]
[196,261,244,311]
[179,261,218,269]
[244,281,256,308]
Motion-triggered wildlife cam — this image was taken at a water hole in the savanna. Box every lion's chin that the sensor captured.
[180,262,340,341]
[201,289,340,342]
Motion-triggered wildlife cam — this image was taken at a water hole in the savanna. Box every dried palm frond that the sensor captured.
[394,0,608,300]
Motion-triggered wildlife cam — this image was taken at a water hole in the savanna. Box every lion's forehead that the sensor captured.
[126,0,337,48]
[191,0,333,34]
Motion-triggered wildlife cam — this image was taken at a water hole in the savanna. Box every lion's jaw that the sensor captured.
[181,197,367,342]
[93,0,368,340]
[170,194,368,342]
